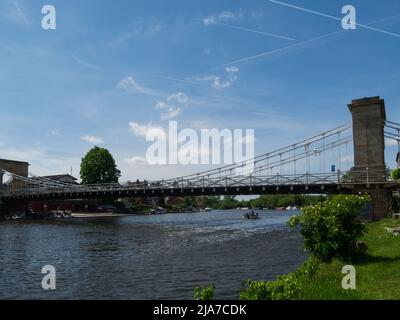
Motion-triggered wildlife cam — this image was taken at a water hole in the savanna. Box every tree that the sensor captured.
[392,168,400,180]
[80,146,121,184]
[218,196,240,209]
[289,195,369,261]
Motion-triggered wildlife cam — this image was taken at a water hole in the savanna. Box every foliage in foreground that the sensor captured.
[194,284,215,300]
[289,195,369,261]
[193,195,393,300]
[392,168,400,180]
[206,219,400,300]
[298,219,400,300]
[239,257,319,300]
[238,195,369,300]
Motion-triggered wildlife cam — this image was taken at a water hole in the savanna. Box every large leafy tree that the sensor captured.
[80,146,121,184]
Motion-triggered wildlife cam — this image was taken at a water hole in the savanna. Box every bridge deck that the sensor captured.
[1,181,397,201]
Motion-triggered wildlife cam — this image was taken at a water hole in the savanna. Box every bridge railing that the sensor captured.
[0,172,344,197]
[1,170,393,198]
[340,169,390,184]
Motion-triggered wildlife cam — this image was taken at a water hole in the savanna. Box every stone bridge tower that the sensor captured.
[0,159,29,214]
[348,97,391,220]
[0,159,29,190]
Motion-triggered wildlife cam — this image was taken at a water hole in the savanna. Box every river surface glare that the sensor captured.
[0,210,307,299]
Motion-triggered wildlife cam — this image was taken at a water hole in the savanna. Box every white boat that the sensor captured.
[286,206,293,210]
[47,211,70,219]
[203,207,212,212]
[150,207,166,215]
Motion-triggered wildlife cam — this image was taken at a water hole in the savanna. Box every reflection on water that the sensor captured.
[0,210,307,299]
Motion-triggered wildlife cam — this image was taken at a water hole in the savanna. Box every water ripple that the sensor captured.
[0,210,306,299]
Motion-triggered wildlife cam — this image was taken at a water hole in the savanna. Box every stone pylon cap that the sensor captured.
[348,96,386,120]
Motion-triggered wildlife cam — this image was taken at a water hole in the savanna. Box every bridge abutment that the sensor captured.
[370,188,392,221]
[0,199,29,216]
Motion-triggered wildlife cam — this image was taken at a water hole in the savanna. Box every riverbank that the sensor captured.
[294,218,400,299]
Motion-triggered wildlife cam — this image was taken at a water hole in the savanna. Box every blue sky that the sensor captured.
[0,0,399,180]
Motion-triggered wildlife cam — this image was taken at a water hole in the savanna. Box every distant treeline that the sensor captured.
[166,194,326,210]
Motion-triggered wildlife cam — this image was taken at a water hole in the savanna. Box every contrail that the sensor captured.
[136,71,201,85]
[222,11,400,66]
[223,29,343,66]
[268,0,400,39]
[211,21,295,41]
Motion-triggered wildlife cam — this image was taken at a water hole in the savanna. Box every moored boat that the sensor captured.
[150,207,167,215]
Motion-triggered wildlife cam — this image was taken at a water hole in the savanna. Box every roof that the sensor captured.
[0,158,29,165]
[28,174,79,184]
[43,174,78,181]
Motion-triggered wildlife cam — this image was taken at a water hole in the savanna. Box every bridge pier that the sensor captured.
[348,97,391,220]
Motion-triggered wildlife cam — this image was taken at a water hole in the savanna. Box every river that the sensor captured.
[0,209,307,300]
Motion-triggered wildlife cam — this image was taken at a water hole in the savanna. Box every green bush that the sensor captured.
[239,257,319,300]
[194,284,215,300]
[392,168,400,180]
[289,195,369,261]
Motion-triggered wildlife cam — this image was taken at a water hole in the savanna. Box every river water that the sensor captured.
[0,210,307,300]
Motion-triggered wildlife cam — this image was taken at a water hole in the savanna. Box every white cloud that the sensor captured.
[50,130,60,136]
[202,16,216,26]
[155,92,188,120]
[226,66,239,73]
[167,92,189,104]
[117,76,155,96]
[197,66,239,89]
[202,10,239,26]
[129,122,166,140]
[123,156,149,166]
[219,11,236,19]
[161,108,182,121]
[81,135,104,145]
[386,137,399,147]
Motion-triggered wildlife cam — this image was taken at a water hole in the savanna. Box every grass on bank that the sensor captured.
[297,218,400,300]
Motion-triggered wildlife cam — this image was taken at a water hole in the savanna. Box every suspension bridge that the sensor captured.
[0,97,399,220]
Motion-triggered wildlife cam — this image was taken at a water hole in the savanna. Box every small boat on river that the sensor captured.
[243,211,260,220]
